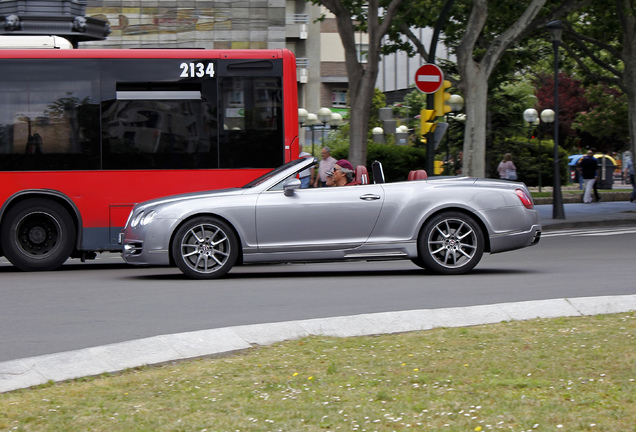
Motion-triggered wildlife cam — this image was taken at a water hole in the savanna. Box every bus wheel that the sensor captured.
[171,216,238,279]
[418,211,484,275]
[1,199,76,271]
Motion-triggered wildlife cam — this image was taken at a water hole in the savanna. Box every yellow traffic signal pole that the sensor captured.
[425,0,456,175]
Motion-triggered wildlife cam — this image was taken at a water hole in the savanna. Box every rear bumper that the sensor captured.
[489,223,541,253]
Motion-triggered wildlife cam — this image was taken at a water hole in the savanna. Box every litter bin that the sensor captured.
[596,156,616,189]
[568,155,583,188]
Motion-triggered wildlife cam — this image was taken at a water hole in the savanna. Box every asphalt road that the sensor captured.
[2,225,636,363]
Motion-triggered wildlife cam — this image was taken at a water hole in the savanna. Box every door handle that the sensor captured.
[360,194,381,201]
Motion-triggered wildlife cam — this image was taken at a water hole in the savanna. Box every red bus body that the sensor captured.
[0,48,298,270]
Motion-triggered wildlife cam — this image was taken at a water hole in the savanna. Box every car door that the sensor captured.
[255,184,384,252]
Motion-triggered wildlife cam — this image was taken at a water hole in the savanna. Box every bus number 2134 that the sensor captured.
[180,62,215,78]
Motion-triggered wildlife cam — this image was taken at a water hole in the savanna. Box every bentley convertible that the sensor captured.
[121,158,541,279]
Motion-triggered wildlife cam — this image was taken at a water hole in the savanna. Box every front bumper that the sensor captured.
[120,219,176,266]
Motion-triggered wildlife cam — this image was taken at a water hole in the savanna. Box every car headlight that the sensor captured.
[141,210,156,226]
[131,211,144,227]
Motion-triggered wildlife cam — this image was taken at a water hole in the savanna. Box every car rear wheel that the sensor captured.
[418,211,484,275]
[1,198,76,271]
[171,216,238,279]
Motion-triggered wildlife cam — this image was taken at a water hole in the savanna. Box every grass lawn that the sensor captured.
[1,313,635,431]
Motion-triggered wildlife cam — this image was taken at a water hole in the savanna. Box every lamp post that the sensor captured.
[540,109,556,192]
[546,20,565,219]
[298,108,308,155]
[306,112,318,156]
[523,108,540,191]
[317,107,333,146]
[447,94,465,166]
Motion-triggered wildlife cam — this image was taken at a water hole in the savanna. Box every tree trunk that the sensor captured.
[460,66,489,177]
[319,0,403,167]
[453,0,549,177]
[617,0,636,162]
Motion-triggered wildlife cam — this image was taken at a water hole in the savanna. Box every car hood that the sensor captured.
[133,188,246,211]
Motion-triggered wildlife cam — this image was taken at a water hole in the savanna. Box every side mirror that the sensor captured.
[283,177,302,196]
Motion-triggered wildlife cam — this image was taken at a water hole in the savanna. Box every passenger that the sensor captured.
[329,159,360,186]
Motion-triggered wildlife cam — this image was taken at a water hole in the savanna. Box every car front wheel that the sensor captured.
[418,211,484,275]
[171,217,238,279]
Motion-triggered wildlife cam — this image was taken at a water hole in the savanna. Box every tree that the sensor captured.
[534,73,590,148]
[572,84,630,152]
[395,0,589,177]
[560,0,636,167]
[311,0,404,166]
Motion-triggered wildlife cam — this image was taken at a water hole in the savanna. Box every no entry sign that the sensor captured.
[414,64,444,94]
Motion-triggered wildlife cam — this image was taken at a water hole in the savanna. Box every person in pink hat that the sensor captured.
[330,159,360,186]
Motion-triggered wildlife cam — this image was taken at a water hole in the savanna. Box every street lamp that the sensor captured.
[449,94,464,112]
[317,107,333,146]
[447,94,465,167]
[540,109,555,193]
[523,108,540,191]
[305,112,318,156]
[298,108,308,157]
[546,20,566,219]
[330,112,343,130]
[372,127,385,143]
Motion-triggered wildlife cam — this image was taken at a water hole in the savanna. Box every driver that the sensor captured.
[329,159,360,186]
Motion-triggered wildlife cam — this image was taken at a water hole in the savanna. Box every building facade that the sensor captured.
[82,1,443,126]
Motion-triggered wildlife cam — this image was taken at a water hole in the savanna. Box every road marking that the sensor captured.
[542,227,636,238]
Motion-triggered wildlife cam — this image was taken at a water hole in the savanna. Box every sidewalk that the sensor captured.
[537,200,636,231]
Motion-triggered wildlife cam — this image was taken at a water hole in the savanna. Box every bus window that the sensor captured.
[219,76,284,169]
[100,59,218,170]
[0,59,100,171]
[102,83,217,170]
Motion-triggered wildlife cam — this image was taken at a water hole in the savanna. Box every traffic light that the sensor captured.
[434,80,452,117]
[420,109,436,138]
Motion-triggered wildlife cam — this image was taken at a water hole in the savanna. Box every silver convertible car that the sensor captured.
[121,158,541,279]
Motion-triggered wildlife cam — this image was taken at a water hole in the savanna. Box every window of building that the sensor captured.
[332,89,348,107]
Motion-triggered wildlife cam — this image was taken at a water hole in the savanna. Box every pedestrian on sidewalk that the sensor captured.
[497,153,517,180]
[578,151,598,204]
[625,155,635,203]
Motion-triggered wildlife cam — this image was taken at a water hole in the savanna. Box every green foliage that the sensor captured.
[572,84,629,152]
[488,136,570,187]
[330,142,427,183]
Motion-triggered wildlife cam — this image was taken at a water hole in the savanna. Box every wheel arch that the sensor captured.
[417,206,492,253]
[0,190,83,255]
[167,212,244,267]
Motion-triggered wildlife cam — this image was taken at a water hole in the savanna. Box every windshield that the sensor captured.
[242,157,314,188]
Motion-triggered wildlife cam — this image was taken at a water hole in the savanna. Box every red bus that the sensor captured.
[0,48,299,271]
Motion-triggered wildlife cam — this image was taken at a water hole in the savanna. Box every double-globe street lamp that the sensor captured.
[317,107,333,146]
[446,94,465,167]
[299,108,344,157]
[298,108,318,156]
[523,108,555,193]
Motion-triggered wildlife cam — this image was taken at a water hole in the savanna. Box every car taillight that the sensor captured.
[515,189,534,209]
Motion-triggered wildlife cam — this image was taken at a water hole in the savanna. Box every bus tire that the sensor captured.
[171,216,239,279]
[1,199,76,271]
